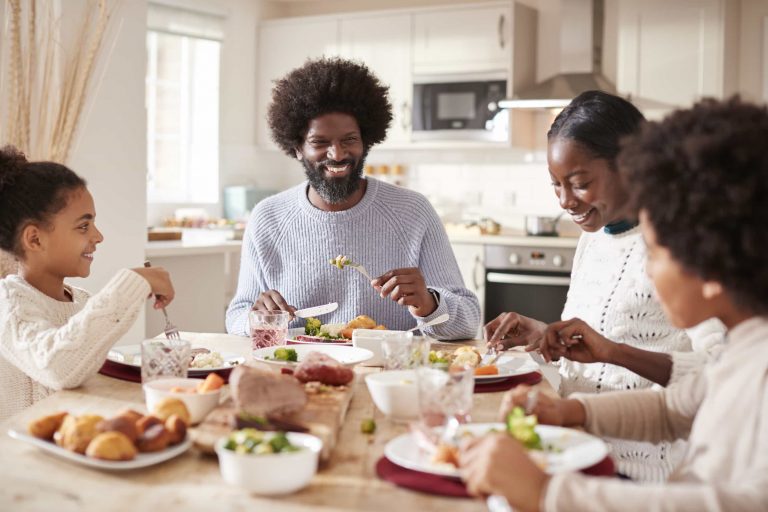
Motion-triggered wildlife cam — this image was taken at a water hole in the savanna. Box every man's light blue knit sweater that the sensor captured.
[226,178,481,340]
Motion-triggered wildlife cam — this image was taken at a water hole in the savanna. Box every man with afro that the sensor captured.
[225,58,480,340]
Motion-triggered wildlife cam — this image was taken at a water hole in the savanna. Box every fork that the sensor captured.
[347,262,373,281]
[143,261,180,340]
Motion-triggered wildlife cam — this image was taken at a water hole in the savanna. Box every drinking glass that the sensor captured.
[141,338,191,383]
[381,331,414,370]
[416,365,475,428]
[249,310,290,351]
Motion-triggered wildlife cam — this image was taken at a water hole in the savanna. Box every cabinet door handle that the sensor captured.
[472,255,484,291]
[401,101,410,130]
[498,14,506,49]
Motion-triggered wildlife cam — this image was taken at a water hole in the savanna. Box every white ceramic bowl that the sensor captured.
[215,432,322,495]
[143,377,221,425]
[365,369,419,421]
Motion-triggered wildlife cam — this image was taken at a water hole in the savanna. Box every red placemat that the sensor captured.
[376,454,615,498]
[99,359,141,383]
[474,371,542,393]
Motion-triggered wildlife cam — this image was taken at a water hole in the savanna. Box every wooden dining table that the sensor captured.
[0,333,554,511]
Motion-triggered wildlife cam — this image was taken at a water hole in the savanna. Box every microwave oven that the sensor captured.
[412,76,508,142]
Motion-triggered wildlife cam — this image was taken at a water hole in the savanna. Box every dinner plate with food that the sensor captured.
[8,399,194,470]
[287,315,387,346]
[107,345,245,376]
[429,347,542,383]
[252,345,374,368]
[384,411,608,478]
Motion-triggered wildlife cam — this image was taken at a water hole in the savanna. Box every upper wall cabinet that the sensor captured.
[616,0,732,109]
[256,19,340,148]
[338,14,412,146]
[412,5,513,75]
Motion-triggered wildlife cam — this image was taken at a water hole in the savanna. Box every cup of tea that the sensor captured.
[249,310,290,352]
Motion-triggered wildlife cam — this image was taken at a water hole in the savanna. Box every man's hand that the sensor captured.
[484,312,546,352]
[459,433,549,512]
[539,318,618,364]
[371,267,437,317]
[252,290,296,316]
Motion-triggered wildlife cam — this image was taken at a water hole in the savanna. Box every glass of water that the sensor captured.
[381,331,414,370]
[416,365,475,428]
[141,338,191,383]
[249,310,290,351]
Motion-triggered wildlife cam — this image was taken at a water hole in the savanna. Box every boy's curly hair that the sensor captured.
[619,96,768,314]
[267,57,392,157]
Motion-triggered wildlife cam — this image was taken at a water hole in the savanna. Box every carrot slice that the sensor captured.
[474,365,499,376]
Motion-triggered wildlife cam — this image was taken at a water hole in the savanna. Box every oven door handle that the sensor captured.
[486,272,570,286]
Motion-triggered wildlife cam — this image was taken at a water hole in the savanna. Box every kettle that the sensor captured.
[525,211,564,237]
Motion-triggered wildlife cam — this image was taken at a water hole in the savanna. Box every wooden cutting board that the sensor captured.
[190,380,355,462]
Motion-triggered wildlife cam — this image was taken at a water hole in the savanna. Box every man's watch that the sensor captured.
[427,287,441,307]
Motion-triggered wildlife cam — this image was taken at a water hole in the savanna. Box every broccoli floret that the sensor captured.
[506,406,542,450]
[273,347,298,362]
[305,317,322,336]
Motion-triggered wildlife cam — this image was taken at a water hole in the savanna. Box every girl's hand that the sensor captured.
[500,385,565,426]
[484,312,546,352]
[252,290,296,316]
[459,433,549,512]
[540,318,619,364]
[132,267,175,309]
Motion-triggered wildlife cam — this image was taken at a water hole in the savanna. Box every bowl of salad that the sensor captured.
[215,429,323,494]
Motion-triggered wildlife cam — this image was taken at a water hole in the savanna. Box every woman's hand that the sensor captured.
[133,266,175,309]
[371,268,437,317]
[484,312,546,352]
[252,290,296,316]
[539,318,618,364]
[459,433,549,512]
[500,385,566,426]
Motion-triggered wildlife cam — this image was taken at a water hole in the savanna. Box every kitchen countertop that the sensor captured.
[146,240,242,258]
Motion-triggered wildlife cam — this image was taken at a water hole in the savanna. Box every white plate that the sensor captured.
[7,429,192,470]
[252,344,374,368]
[286,327,352,346]
[384,422,608,478]
[474,357,541,383]
[107,345,245,375]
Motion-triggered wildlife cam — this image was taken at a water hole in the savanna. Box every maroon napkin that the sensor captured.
[474,371,543,393]
[99,359,141,383]
[376,454,615,498]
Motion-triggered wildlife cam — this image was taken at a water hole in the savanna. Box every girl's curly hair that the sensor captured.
[619,96,768,314]
[267,57,392,156]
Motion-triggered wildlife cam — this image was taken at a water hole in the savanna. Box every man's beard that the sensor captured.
[302,155,367,204]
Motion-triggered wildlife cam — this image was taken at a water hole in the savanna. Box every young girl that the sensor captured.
[460,97,768,511]
[0,146,175,420]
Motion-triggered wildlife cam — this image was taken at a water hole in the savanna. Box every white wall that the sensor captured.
[61,0,148,344]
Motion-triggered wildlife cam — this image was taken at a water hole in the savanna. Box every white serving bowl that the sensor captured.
[143,377,221,425]
[352,329,401,366]
[215,432,322,495]
[365,369,419,421]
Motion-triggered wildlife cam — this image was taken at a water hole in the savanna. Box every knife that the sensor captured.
[293,302,338,318]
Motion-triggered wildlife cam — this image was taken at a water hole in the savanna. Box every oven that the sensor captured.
[483,244,575,324]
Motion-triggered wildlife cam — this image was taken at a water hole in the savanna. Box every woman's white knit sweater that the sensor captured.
[559,226,723,482]
[0,269,150,420]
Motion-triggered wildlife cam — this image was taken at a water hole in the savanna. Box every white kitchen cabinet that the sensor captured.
[412,4,512,74]
[256,19,340,148]
[451,243,485,336]
[616,0,729,109]
[338,14,412,146]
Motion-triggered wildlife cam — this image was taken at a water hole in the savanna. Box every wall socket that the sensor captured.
[503,191,517,207]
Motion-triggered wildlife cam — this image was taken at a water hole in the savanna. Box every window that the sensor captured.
[146,4,223,203]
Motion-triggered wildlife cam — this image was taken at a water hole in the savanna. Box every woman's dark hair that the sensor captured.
[0,146,87,257]
[267,57,392,157]
[619,96,768,314]
[548,90,645,168]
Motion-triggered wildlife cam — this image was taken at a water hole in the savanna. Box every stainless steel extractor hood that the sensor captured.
[500,0,617,109]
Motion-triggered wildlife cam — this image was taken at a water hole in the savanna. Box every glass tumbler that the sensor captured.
[140,338,191,383]
[381,331,414,370]
[416,365,475,428]
[249,310,290,351]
